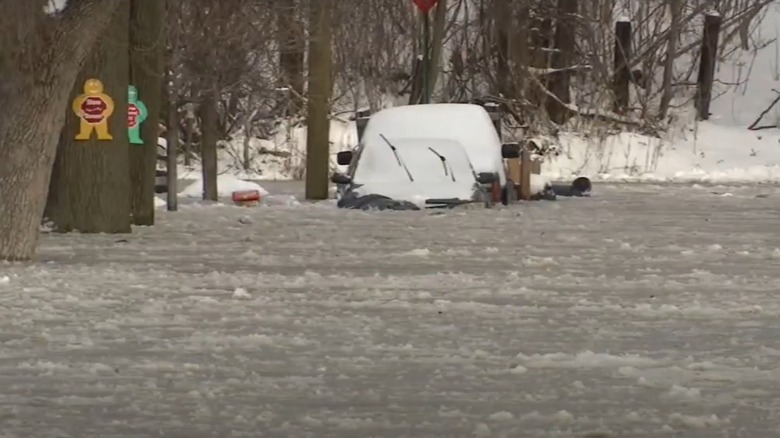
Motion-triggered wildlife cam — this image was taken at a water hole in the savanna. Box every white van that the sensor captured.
[332,137,495,209]
[338,104,519,204]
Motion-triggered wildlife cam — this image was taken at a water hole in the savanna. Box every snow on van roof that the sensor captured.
[360,104,505,183]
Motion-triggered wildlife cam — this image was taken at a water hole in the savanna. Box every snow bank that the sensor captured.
[179,118,357,181]
[180,174,270,198]
[544,121,780,183]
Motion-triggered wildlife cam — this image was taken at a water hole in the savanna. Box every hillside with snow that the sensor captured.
[169,4,780,186]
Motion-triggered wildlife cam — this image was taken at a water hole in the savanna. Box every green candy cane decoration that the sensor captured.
[127,85,148,145]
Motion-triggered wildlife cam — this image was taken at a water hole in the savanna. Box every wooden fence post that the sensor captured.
[519,145,532,201]
[613,19,632,113]
[696,12,722,120]
[355,109,371,143]
[484,102,502,138]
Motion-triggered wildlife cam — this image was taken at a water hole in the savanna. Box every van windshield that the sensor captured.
[379,134,414,181]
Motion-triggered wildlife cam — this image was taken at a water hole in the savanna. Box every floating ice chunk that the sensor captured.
[232,288,251,299]
[488,411,514,421]
[473,423,492,437]
[404,248,430,257]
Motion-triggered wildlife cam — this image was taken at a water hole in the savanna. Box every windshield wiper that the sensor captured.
[379,133,414,182]
[427,147,456,182]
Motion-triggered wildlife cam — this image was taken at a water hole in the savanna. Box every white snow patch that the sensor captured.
[663,384,702,401]
[403,248,431,257]
[181,174,270,199]
[0,276,9,286]
[668,413,729,429]
[529,173,550,194]
[232,288,251,299]
[488,411,514,421]
[44,0,67,14]
[473,423,492,437]
[544,123,780,184]
[522,256,558,267]
[517,351,660,369]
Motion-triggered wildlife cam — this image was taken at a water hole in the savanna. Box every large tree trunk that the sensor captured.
[200,88,219,201]
[128,0,165,226]
[305,0,333,200]
[0,1,124,261]
[45,1,132,234]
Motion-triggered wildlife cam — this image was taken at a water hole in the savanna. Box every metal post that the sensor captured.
[422,11,430,104]
[355,109,371,142]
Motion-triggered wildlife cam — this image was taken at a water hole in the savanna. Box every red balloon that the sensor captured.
[412,0,439,13]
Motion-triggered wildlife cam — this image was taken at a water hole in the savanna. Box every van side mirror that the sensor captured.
[501,142,521,159]
[336,150,353,166]
[476,172,497,185]
[330,173,352,185]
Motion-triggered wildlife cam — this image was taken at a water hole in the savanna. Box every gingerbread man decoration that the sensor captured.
[127,85,148,145]
[72,79,115,141]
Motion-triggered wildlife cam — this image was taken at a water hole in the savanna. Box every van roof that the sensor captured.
[360,104,505,183]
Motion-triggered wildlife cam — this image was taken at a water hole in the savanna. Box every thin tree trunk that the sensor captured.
[546,0,578,124]
[493,0,510,97]
[128,0,165,226]
[200,89,219,201]
[165,72,180,211]
[305,0,333,200]
[529,16,553,108]
[659,0,681,119]
[183,105,195,167]
[0,1,124,260]
[277,0,305,115]
[45,1,132,234]
[426,0,448,96]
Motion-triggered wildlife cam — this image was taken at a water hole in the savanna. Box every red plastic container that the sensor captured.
[232,190,262,206]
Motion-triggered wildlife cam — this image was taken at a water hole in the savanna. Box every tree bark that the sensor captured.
[493,0,510,97]
[0,0,124,260]
[276,0,305,115]
[305,0,333,200]
[696,12,722,121]
[128,0,165,226]
[165,72,180,211]
[659,0,681,119]
[612,20,632,113]
[546,0,578,124]
[426,0,448,97]
[200,89,219,201]
[45,1,132,234]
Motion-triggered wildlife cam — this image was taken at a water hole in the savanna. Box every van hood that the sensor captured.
[347,138,481,207]
[351,181,477,208]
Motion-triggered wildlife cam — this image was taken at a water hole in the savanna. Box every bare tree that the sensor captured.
[276,0,306,115]
[128,0,165,225]
[0,0,124,260]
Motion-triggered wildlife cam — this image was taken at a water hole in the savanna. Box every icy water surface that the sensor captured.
[1,183,780,437]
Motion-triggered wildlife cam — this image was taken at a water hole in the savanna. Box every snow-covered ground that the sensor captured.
[544,121,780,183]
[2,183,780,437]
[180,111,780,187]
